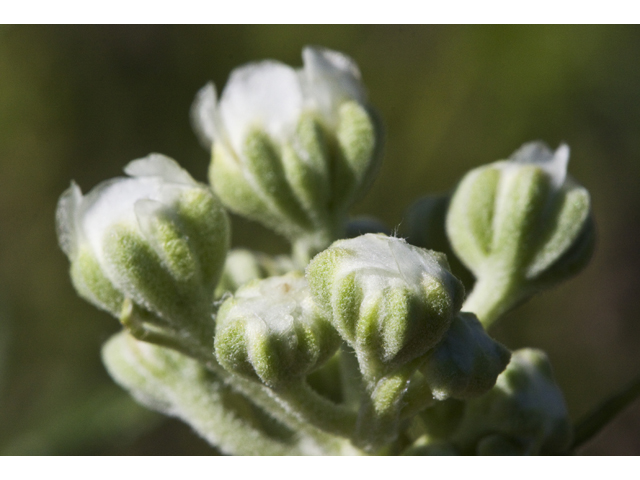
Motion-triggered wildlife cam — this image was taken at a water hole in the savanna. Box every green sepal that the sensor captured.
[102,224,210,330]
[70,247,124,317]
[282,113,332,225]
[333,101,382,209]
[209,143,287,235]
[420,312,511,400]
[176,187,230,290]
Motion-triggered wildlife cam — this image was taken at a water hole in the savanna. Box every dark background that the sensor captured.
[0,25,639,455]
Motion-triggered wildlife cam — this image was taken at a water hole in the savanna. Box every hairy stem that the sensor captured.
[121,305,360,454]
[462,275,514,329]
[276,381,358,438]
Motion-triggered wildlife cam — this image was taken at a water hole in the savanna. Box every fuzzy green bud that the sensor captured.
[306,234,465,380]
[192,47,382,256]
[446,142,594,325]
[214,272,340,388]
[452,348,573,455]
[56,154,230,332]
[421,312,511,400]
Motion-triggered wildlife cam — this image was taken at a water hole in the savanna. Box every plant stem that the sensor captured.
[355,368,413,450]
[572,375,640,450]
[276,381,358,438]
[462,275,513,329]
[122,305,361,453]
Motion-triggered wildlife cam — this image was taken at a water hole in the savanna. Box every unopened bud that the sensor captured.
[214,272,340,388]
[192,47,382,254]
[56,154,230,331]
[447,142,594,323]
[306,234,464,379]
[452,348,573,455]
[421,312,511,400]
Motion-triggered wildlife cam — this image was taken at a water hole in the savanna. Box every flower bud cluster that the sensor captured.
[192,47,382,258]
[56,45,595,456]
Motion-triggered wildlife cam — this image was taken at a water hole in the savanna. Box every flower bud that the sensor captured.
[421,312,511,400]
[306,234,465,379]
[56,154,230,330]
[452,348,573,455]
[446,142,594,323]
[192,46,382,254]
[214,272,340,388]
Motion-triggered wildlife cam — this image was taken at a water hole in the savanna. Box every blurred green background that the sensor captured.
[1,25,639,455]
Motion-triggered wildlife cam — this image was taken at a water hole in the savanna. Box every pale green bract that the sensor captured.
[56,46,605,456]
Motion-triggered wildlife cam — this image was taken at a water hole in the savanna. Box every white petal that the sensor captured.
[330,234,451,295]
[509,141,569,189]
[80,176,187,266]
[218,61,303,153]
[301,46,366,123]
[190,82,219,150]
[56,181,83,258]
[124,153,196,186]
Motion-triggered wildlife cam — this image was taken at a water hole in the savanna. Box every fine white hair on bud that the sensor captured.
[215,272,340,388]
[56,154,230,326]
[191,46,382,248]
[446,141,593,326]
[307,233,465,379]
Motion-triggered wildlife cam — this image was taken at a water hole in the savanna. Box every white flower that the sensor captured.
[190,46,380,255]
[56,154,229,321]
[57,154,198,265]
[191,46,366,154]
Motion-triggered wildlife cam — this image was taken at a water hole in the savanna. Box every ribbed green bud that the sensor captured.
[214,249,295,299]
[446,142,594,325]
[306,234,465,380]
[192,47,382,259]
[215,272,340,388]
[56,154,230,333]
[421,312,511,400]
[452,348,573,455]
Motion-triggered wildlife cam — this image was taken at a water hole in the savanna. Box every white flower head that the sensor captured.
[56,154,229,320]
[191,46,367,154]
[57,154,198,266]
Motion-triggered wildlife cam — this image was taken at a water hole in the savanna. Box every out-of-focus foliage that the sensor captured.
[1,25,639,454]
